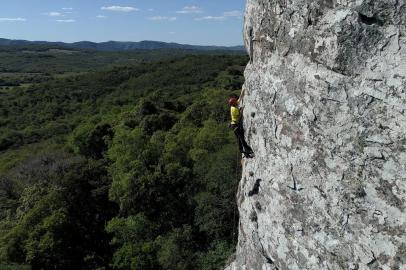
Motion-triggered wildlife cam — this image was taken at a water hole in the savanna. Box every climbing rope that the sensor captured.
[231,90,247,244]
[232,150,240,244]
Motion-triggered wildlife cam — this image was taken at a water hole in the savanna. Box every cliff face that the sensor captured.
[228,0,406,269]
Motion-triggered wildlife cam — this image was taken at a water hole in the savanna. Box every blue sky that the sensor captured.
[0,0,246,46]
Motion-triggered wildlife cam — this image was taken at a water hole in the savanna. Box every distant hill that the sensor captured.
[0,38,245,52]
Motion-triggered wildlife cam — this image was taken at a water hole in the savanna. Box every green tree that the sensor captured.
[0,154,117,270]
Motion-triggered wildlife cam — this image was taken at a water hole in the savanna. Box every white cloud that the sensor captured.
[96,15,107,19]
[194,10,243,22]
[46,12,63,17]
[176,6,202,14]
[56,19,75,23]
[149,16,177,21]
[195,16,225,21]
[223,10,243,17]
[0,17,26,22]
[169,32,176,35]
[148,8,154,12]
[62,8,73,10]
[101,6,138,12]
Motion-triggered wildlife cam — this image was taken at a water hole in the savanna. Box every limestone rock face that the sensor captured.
[228,0,406,269]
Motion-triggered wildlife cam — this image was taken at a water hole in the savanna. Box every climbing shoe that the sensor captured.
[243,152,255,159]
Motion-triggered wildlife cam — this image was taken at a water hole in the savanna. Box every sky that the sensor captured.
[0,0,246,46]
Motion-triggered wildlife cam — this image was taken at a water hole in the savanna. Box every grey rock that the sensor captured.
[228,0,406,269]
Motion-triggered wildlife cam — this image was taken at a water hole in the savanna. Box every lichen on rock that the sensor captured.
[228,0,406,269]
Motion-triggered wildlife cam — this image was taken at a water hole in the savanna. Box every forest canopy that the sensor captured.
[0,51,248,270]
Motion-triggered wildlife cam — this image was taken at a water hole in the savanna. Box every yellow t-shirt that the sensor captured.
[230,106,240,125]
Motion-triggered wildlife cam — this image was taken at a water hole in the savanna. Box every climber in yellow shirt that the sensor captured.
[228,89,254,158]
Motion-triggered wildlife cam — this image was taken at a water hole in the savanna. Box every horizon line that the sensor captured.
[0,37,245,48]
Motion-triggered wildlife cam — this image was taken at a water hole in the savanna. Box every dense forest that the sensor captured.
[0,48,248,270]
[0,45,244,87]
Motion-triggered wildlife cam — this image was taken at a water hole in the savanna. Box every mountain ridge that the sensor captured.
[0,38,245,52]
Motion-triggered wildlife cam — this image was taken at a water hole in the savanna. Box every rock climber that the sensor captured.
[228,89,254,158]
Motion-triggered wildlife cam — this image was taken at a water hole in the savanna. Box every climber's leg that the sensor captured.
[233,125,245,153]
[237,126,254,155]
[233,125,254,158]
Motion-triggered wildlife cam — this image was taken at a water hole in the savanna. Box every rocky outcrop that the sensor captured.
[228,0,406,269]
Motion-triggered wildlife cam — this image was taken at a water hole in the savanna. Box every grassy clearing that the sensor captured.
[0,140,61,174]
[54,71,87,79]
[0,265,31,270]
[19,83,32,88]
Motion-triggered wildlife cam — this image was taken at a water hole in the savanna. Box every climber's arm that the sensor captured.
[238,88,246,103]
